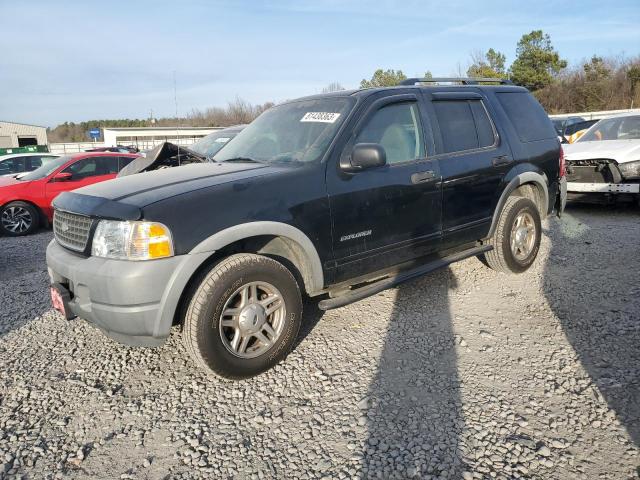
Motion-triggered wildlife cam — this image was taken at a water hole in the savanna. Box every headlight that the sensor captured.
[618,160,640,180]
[92,220,174,260]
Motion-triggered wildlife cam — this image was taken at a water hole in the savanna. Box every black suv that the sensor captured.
[47,78,567,379]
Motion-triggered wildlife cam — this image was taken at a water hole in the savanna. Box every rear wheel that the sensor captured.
[0,201,40,236]
[483,196,541,274]
[183,253,303,379]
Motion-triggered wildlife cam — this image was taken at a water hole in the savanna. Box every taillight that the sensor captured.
[559,146,566,177]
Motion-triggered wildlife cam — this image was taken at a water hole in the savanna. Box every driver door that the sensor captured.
[326,93,442,283]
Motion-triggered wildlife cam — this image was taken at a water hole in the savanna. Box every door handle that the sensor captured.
[492,155,512,166]
[411,170,435,184]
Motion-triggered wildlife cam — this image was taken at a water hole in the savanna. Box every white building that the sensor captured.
[0,121,48,149]
[103,126,221,150]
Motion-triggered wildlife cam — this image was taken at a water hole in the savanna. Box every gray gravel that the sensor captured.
[1,205,639,479]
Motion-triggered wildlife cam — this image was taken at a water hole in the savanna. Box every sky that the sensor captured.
[1,0,639,127]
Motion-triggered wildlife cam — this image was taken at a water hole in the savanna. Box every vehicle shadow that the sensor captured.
[0,231,53,339]
[542,203,640,446]
[360,267,464,478]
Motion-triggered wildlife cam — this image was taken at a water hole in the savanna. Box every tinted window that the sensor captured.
[20,155,73,181]
[356,102,424,164]
[93,156,121,174]
[28,157,43,169]
[0,159,12,174]
[9,157,26,173]
[433,100,495,153]
[470,101,495,147]
[119,156,135,170]
[496,92,556,142]
[64,158,99,179]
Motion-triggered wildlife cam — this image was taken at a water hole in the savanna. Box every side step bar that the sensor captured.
[318,245,492,311]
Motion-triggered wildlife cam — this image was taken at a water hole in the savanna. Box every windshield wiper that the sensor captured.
[220,157,262,163]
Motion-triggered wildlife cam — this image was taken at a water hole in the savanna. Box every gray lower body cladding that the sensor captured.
[46,240,211,347]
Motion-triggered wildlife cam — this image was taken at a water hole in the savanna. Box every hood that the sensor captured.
[564,140,640,164]
[118,142,206,176]
[53,161,280,219]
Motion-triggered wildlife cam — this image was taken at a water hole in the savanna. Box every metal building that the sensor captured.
[0,121,48,149]
[103,126,221,150]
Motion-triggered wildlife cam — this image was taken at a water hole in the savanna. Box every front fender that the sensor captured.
[190,221,324,294]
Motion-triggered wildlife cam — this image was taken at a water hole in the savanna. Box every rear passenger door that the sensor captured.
[423,91,512,248]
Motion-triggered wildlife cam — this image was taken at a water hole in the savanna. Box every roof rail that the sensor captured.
[399,77,513,86]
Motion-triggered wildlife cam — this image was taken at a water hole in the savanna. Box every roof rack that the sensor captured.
[399,77,513,86]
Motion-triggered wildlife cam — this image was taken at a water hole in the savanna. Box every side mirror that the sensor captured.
[342,143,387,172]
[52,172,72,182]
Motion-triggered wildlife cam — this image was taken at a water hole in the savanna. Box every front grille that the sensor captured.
[53,210,93,252]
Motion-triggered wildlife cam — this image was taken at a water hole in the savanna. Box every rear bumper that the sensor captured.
[46,240,210,347]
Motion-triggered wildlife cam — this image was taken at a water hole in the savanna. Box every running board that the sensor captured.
[318,245,492,311]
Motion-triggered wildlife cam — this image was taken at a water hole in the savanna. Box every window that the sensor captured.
[118,156,135,171]
[28,157,43,169]
[63,158,99,179]
[94,156,120,174]
[0,159,12,174]
[496,92,556,143]
[0,157,28,173]
[433,100,495,154]
[355,102,424,164]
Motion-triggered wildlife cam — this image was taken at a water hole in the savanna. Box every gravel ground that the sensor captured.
[0,205,639,480]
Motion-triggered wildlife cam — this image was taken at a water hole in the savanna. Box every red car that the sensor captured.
[0,152,139,236]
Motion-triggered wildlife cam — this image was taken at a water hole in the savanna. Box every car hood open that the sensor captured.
[564,140,640,164]
[118,142,207,176]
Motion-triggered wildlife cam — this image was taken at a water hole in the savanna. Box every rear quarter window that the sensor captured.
[496,92,556,143]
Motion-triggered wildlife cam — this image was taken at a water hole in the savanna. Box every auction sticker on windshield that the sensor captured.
[300,112,341,123]
[214,137,231,143]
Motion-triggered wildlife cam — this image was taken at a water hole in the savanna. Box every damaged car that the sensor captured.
[117,125,245,176]
[564,113,640,205]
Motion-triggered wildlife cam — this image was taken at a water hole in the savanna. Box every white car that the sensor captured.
[0,152,60,177]
[563,113,640,205]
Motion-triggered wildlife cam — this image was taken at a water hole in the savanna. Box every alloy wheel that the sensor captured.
[1,206,33,234]
[219,281,286,359]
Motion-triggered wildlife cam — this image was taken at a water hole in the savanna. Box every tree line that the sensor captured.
[48,29,640,143]
[47,98,274,143]
[358,30,640,114]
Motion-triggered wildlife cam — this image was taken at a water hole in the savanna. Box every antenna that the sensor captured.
[174,71,181,165]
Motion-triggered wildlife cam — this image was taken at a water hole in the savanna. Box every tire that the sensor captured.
[482,196,541,274]
[0,201,40,236]
[183,253,303,380]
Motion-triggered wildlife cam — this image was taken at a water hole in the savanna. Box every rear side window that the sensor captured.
[95,156,121,174]
[496,92,556,142]
[119,156,135,171]
[433,100,496,153]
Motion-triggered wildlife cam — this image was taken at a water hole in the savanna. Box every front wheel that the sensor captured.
[0,201,40,236]
[482,196,541,274]
[183,253,303,379]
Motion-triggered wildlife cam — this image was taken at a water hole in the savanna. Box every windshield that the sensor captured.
[579,115,640,142]
[20,155,72,181]
[214,97,353,164]
[189,130,241,158]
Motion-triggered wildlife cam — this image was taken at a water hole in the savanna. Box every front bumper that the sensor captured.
[567,182,640,194]
[46,240,207,347]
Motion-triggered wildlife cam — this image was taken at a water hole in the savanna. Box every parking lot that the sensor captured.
[0,204,638,480]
